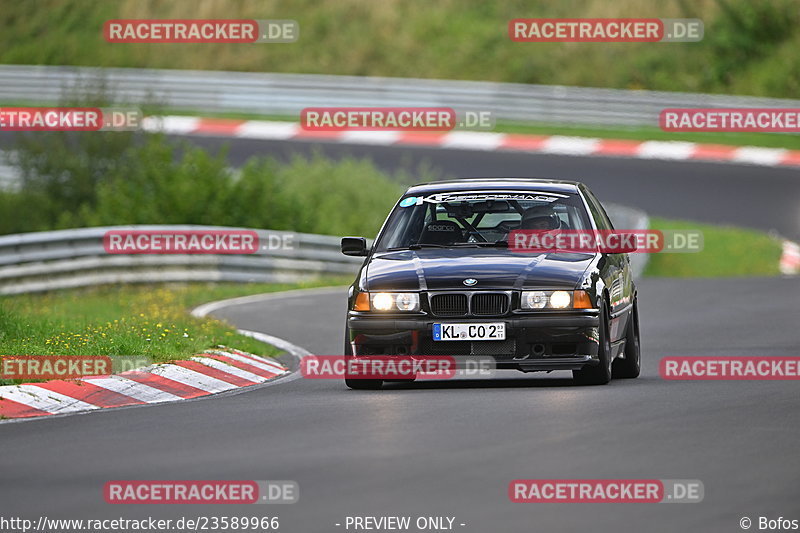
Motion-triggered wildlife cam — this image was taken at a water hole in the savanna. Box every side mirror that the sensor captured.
[613,233,638,254]
[341,237,369,256]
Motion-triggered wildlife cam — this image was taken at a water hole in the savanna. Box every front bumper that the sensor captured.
[347,312,601,372]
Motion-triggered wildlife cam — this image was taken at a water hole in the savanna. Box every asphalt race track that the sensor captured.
[183,136,800,241]
[1,132,799,240]
[1,138,799,533]
[1,278,799,533]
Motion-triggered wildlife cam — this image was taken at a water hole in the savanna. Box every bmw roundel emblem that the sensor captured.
[463,278,478,286]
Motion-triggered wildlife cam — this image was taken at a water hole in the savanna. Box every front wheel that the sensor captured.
[573,302,613,385]
[612,298,641,379]
[345,374,384,390]
[344,354,384,389]
[343,328,383,390]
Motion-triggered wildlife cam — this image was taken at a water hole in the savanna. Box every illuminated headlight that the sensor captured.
[370,292,420,312]
[550,290,571,309]
[521,290,593,310]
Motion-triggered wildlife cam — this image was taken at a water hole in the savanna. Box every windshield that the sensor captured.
[374,190,593,251]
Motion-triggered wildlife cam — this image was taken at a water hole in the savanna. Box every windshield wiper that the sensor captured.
[383,244,449,251]
[384,241,508,251]
[408,243,449,249]
[451,240,509,248]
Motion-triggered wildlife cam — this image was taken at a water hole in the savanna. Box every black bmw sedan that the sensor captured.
[341,178,641,389]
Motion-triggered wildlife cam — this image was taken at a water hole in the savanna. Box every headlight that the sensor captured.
[521,290,593,310]
[395,293,419,311]
[372,293,394,310]
[550,290,571,309]
[363,292,420,312]
[523,291,548,309]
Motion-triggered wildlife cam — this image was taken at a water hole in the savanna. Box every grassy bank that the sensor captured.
[1,0,798,98]
[0,279,349,385]
[644,217,782,277]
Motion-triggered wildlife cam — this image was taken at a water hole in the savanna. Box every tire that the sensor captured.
[343,327,383,390]
[573,301,613,385]
[612,298,641,379]
[345,373,384,390]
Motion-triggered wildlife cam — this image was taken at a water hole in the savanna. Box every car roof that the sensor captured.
[406,178,582,196]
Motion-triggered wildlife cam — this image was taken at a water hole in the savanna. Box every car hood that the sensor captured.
[364,248,595,291]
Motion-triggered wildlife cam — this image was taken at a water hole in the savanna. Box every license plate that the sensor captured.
[433,323,506,341]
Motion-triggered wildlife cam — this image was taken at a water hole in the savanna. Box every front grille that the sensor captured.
[430,293,468,317]
[417,338,516,356]
[417,339,471,355]
[472,293,509,316]
[429,292,510,317]
[469,339,516,356]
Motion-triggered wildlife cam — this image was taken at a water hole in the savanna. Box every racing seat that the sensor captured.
[419,220,463,245]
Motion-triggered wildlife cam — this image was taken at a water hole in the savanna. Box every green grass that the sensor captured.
[1,0,799,99]
[0,279,350,385]
[643,217,782,277]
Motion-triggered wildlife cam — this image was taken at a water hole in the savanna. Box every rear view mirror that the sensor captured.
[472,200,510,213]
[341,237,369,256]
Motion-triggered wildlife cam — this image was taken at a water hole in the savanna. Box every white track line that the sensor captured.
[191,286,345,318]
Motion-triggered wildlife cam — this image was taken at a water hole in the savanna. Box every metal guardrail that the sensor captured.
[0,204,648,295]
[2,65,800,127]
[0,225,365,295]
